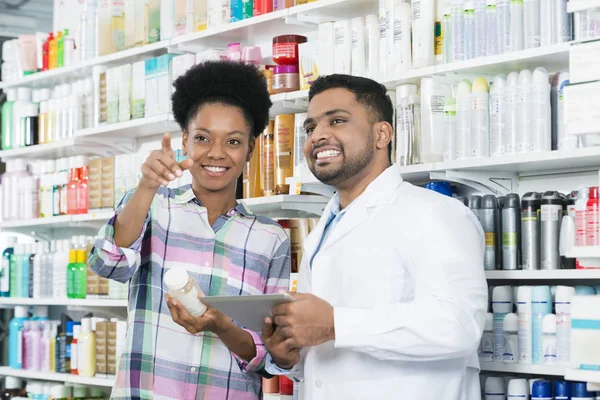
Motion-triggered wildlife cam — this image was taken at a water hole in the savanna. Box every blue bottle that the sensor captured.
[532,380,553,400]
[9,306,28,369]
[555,381,571,400]
[1,238,16,297]
[573,381,595,399]
[231,0,243,22]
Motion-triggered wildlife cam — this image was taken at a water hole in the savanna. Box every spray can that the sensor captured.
[532,286,552,364]
[563,192,577,269]
[542,314,557,365]
[521,192,541,270]
[497,196,505,268]
[540,191,564,270]
[503,193,521,270]
[469,195,482,222]
[482,195,498,270]
[517,286,533,364]
[556,286,575,366]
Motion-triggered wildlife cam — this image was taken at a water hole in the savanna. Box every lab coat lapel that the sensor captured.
[303,197,337,265]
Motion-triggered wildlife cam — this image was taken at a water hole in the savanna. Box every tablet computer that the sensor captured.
[201,293,295,332]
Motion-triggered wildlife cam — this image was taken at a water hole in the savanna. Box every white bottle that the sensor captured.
[508,379,530,399]
[490,75,506,156]
[333,20,352,75]
[479,312,494,361]
[503,313,519,363]
[52,240,70,299]
[497,0,510,54]
[485,377,506,400]
[456,79,472,159]
[554,0,572,44]
[542,313,557,365]
[365,14,380,80]
[33,242,44,299]
[12,87,33,149]
[351,17,367,77]
[463,1,475,60]
[473,0,487,58]
[470,77,490,158]
[451,0,465,61]
[555,286,575,365]
[509,0,524,52]
[420,78,451,162]
[379,0,394,78]
[71,325,80,374]
[412,0,435,68]
[540,0,553,47]
[516,69,533,154]
[443,97,457,161]
[492,286,513,361]
[532,286,552,364]
[531,68,551,152]
[486,0,498,56]
[443,6,453,63]
[504,72,519,155]
[164,267,207,317]
[523,0,540,49]
[517,286,533,364]
[392,1,413,72]
[395,84,420,166]
[552,72,575,150]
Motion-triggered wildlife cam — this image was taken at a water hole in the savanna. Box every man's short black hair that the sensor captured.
[308,74,394,157]
[171,61,272,138]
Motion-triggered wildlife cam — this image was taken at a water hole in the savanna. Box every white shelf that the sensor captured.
[0,367,115,387]
[486,269,600,280]
[480,362,565,376]
[0,210,113,230]
[0,298,127,307]
[568,0,600,13]
[241,195,329,218]
[565,369,600,390]
[567,246,600,259]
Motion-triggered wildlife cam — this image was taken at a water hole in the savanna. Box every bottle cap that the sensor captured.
[472,77,488,92]
[532,380,552,398]
[542,314,556,334]
[522,192,542,208]
[50,384,70,399]
[554,381,571,399]
[503,313,518,332]
[541,191,564,205]
[39,88,51,101]
[5,376,22,390]
[492,286,513,313]
[575,285,596,295]
[81,317,92,333]
[482,195,497,209]
[72,384,88,398]
[504,193,521,209]
[17,87,31,101]
[508,379,529,397]
[572,382,594,398]
[31,90,41,103]
[485,377,506,397]
[26,382,42,395]
[531,286,552,314]
[517,286,532,313]
[468,195,482,210]
[164,267,191,291]
[5,88,17,101]
[14,305,28,318]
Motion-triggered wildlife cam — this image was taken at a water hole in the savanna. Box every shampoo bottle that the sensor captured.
[412,0,435,68]
[8,306,28,369]
[77,318,96,377]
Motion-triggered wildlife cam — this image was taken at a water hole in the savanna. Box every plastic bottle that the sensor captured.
[470,77,489,158]
[456,80,472,159]
[552,72,573,150]
[451,0,465,61]
[77,160,88,215]
[479,312,494,361]
[56,31,64,68]
[572,382,595,399]
[66,157,80,215]
[555,381,571,400]
[532,286,552,364]
[379,0,393,79]
[40,322,51,373]
[492,286,513,361]
[517,286,532,363]
[523,0,540,49]
[412,0,435,68]
[503,312,519,363]
[1,238,16,297]
[9,306,28,369]
[49,32,58,69]
[42,32,53,71]
[53,240,69,299]
[485,0,498,56]
[443,98,457,161]
[587,186,599,247]
[508,379,529,399]
[532,380,553,400]
[576,188,590,247]
[20,244,30,299]
[509,0,524,51]
[531,68,551,152]
[63,29,76,66]
[71,324,80,375]
[504,72,519,155]
[485,377,506,400]
[542,313,557,365]
[463,1,475,60]
[517,69,533,154]
[391,0,412,72]
[9,243,23,298]
[540,0,552,47]
[443,6,452,63]
[24,320,41,371]
[164,267,207,317]
[72,241,87,299]
[12,88,33,149]
[554,0,572,44]
[1,89,16,150]
[66,243,77,299]
[41,241,54,299]
[26,244,35,299]
[77,318,96,377]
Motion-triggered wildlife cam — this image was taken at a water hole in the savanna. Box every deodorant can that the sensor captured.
[497,196,505,269]
[469,195,483,221]
[482,195,498,270]
[503,193,521,270]
[521,192,541,270]
[541,191,564,270]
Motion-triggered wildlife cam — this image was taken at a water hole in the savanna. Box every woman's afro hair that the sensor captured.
[171,60,272,138]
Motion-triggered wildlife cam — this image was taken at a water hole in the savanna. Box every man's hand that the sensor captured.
[165,294,229,335]
[140,133,194,190]
[271,293,335,348]
[262,317,301,370]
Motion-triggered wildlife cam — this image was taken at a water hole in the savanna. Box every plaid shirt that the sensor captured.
[89,185,291,400]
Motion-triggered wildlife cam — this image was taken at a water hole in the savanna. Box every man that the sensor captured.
[261,75,488,400]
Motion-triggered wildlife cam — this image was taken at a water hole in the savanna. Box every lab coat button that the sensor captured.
[315,380,322,388]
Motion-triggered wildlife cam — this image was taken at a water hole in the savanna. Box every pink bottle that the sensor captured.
[586,186,599,247]
[21,321,31,370]
[23,320,41,371]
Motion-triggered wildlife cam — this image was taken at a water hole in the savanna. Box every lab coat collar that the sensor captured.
[305,164,404,256]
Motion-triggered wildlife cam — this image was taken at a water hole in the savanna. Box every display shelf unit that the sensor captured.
[0,298,127,307]
[565,369,600,391]
[568,0,600,13]
[0,367,115,387]
[480,362,565,376]
[0,211,114,230]
[485,269,600,280]
[241,195,329,218]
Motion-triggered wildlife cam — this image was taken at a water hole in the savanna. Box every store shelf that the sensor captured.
[0,41,170,90]
[486,269,600,280]
[0,210,113,230]
[0,367,115,387]
[0,298,127,307]
[241,195,329,218]
[565,369,600,390]
[567,246,600,259]
[480,362,565,376]
[77,113,180,140]
[568,0,600,13]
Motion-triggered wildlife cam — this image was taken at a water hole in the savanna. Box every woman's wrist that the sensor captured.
[209,308,233,335]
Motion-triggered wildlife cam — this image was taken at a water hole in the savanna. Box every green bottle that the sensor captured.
[57,30,65,68]
[66,248,77,298]
[9,244,22,298]
[73,249,87,299]
[242,0,253,19]
[1,89,16,150]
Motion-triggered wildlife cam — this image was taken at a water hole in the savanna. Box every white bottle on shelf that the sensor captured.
[392,0,412,72]
[540,0,553,47]
[443,5,453,63]
[451,0,465,62]
[542,313,557,365]
[509,0,524,52]
[443,97,457,162]
[33,242,44,299]
[554,0,572,44]
[523,0,540,49]
[53,239,70,299]
[503,72,519,155]
[492,286,513,361]
[470,77,490,158]
[497,0,510,54]
[490,75,506,156]
[517,286,533,364]
[365,15,380,80]
[486,0,498,56]
[456,79,472,159]
[531,67,551,152]
[463,1,475,60]
[555,285,575,366]
[508,379,530,399]
[379,0,394,78]
[412,0,435,68]
[351,17,367,77]
[516,69,533,154]
[12,87,33,149]
[502,312,519,363]
[485,377,506,400]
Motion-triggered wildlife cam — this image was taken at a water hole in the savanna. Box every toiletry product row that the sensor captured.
[262,376,294,400]
[483,377,599,400]
[2,377,109,400]
[482,285,599,367]
[8,309,127,379]
[0,0,318,82]
[0,236,128,300]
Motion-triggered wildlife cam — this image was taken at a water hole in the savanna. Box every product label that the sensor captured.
[541,205,561,222]
[435,21,443,56]
[556,313,571,364]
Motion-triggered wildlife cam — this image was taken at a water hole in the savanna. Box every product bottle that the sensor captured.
[531,67,551,152]
[20,243,30,299]
[443,6,452,63]
[540,0,552,46]
[555,286,575,365]
[482,195,498,270]
[49,32,59,70]
[39,322,51,373]
[1,89,16,150]
[504,72,519,155]
[517,286,533,363]
[9,243,22,298]
[77,318,96,377]
[485,377,506,400]
[456,79,472,159]
[470,77,489,158]
[1,376,26,398]
[540,191,564,270]
[555,381,571,400]
[516,69,533,154]
[73,242,87,299]
[12,88,33,149]
[576,187,590,247]
[479,313,494,361]
[77,161,88,215]
[27,243,35,299]
[502,312,519,363]
[56,30,64,68]
[53,240,70,299]
[508,379,530,399]
[486,0,498,56]
[490,75,505,156]
[71,324,80,375]
[542,313,557,365]
[25,320,41,371]
[521,192,541,270]
[67,157,80,215]
[586,186,599,247]
[41,241,54,299]
[163,266,207,316]
[572,382,595,400]
[391,1,412,72]
[443,97,457,161]
[554,0,572,44]
[395,85,421,165]
[451,0,465,62]
[469,195,482,221]
[502,193,521,270]
[22,104,39,147]
[552,71,573,151]
[523,0,540,49]
[66,243,77,299]
[49,321,57,373]
[1,238,16,297]
[42,33,53,71]
[509,0,524,51]
[412,0,435,68]
[8,306,28,369]
[532,380,553,400]
[492,286,513,361]
[531,286,552,364]
[463,1,475,60]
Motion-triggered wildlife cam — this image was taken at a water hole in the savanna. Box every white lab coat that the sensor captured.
[289,164,488,400]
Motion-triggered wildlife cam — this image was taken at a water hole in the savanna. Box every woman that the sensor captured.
[89,61,290,400]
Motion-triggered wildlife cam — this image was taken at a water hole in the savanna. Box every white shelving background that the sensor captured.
[0,367,115,387]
